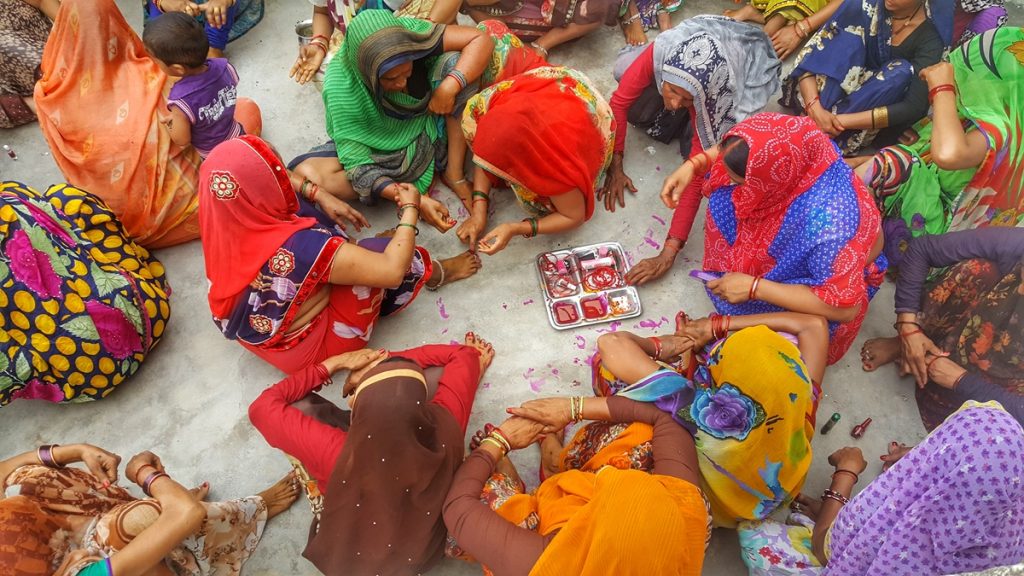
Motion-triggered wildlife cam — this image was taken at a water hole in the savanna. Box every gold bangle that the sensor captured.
[480,437,506,455]
[873,106,889,129]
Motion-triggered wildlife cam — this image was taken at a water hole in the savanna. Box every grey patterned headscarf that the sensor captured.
[653,15,781,149]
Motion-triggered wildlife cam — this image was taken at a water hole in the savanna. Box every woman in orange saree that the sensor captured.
[34,0,201,248]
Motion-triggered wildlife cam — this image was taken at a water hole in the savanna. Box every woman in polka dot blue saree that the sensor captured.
[676,113,887,365]
[0,181,170,406]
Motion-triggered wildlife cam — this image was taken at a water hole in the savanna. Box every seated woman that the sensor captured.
[249,336,492,575]
[444,398,709,574]
[0,443,298,575]
[310,10,493,232]
[199,136,479,374]
[738,401,1024,575]
[34,0,202,248]
[293,20,547,212]
[779,0,953,154]
[1,182,170,407]
[860,228,1024,431]
[462,0,617,57]
[859,29,1023,262]
[643,113,886,365]
[456,66,614,255]
[1,0,54,128]
[604,15,780,217]
[591,313,825,526]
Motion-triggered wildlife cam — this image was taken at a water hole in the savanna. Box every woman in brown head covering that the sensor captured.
[297,335,494,575]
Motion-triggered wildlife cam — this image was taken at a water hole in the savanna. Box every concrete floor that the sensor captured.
[3,1,1021,574]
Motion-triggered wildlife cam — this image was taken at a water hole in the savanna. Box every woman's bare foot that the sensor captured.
[465,332,495,375]
[656,10,671,30]
[790,493,822,521]
[189,482,210,501]
[539,429,565,480]
[622,18,647,46]
[861,337,900,371]
[724,3,765,23]
[428,251,482,289]
[880,441,912,471]
[258,472,301,520]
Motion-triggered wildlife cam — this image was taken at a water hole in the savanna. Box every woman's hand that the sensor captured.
[919,61,955,89]
[456,213,487,249]
[427,78,460,116]
[77,445,121,485]
[477,222,517,255]
[326,348,388,375]
[418,195,456,233]
[159,0,200,15]
[926,356,967,390]
[898,329,945,388]
[198,0,234,28]
[316,193,370,232]
[597,158,637,213]
[393,182,422,208]
[827,447,867,475]
[707,272,755,304]
[290,45,326,85]
[126,451,165,485]
[809,104,845,137]
[677,316,714,349]
[661,161,696,209]
[506,397,572,434]
[495,417,546,450]
[625,251,676,285]
[770,23,802,60]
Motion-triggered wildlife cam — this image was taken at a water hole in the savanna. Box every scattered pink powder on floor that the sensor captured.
[574,335,587,349]
[595,321,621,333]
[651,214,666,226]
[522,298,534,306]
[437,297,450,320]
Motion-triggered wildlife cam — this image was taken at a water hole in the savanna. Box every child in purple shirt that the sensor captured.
[143,12,261,158]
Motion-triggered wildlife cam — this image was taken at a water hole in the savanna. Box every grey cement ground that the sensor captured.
[2,1,1021,574]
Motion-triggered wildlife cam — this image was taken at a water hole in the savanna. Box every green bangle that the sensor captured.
[472,191,490,202]
[521,217,538,238]
[396,222,419,236]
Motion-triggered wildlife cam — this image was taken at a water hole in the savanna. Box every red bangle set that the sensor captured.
[649,336,663,360]
[710,313,731,340]
[804,96,820,114]
[310,34,329,56]
[748,276,762,301]
[928,84,955,103]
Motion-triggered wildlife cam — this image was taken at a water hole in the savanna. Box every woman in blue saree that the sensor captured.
[780,0,954,154]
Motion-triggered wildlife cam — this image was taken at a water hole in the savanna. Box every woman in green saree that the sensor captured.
[315,10,493,232]
[856,26,1024,266]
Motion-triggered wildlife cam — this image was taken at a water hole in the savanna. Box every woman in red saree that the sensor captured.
[199,136,479,374]
[457,66,614,255]
[660,113,886,364]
